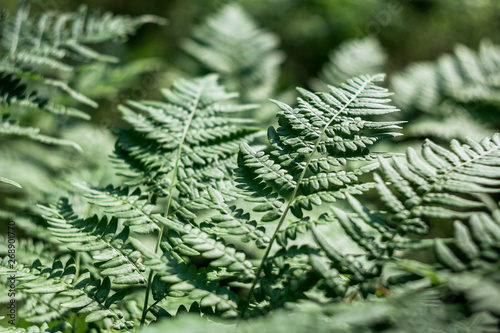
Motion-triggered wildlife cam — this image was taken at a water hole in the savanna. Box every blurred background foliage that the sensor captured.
[2,0,499,93]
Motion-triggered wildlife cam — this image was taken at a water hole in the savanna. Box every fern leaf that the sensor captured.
[2,257,133,330]
[239,74,400,221]
[158,262,239,318]
[0,1,164,117]
[312,37,387,90]
[238,74,400,312]
[0,176,22,188]
[0,117,81,151]
[182,4,283,102]
[203,187,270,248]
[375,134,500,234]
[112,75,261,201]
[74,183,158,234]
[391,39,500,140]
[39,199,150,285]
[155,215,255,280]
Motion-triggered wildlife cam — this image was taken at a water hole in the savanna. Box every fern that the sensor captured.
[181,4,284,102]
[391,39,500,141]
[36,75,263,326]
[223,73,402,315]
[0,0,164,201]
[1,257,134,329]
[373,134,500,231]
[318,134,500,330]
[2,1,500,331]
[39,199,151,286]
[311,37,387,91]
[0,0,165,113]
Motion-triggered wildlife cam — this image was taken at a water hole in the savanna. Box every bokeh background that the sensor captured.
[3,0,499,101]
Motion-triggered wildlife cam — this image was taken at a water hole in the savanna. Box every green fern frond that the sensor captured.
[39,198,150,286]
[155,215,255,281]
[0,235,53,266]
[237,74,401,313]
[0,175,22,188]
[374,134,500,234]
[113,75,261,197]
[203,187,270,249]
[239,74,401,220]
[158,261,239,318]
[434,211,500,272]
[312,37,387,90]
[182,4,283,102]
[0,0,165,112]
[391,39,500,115]
[1,257,134,330]
[74,183,158,235]
[0,116,81,151]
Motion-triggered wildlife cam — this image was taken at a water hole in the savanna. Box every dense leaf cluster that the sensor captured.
[1,2,500,333]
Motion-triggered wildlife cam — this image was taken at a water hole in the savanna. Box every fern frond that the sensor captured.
[0,235,53,266]
[158,261,239,318]
[1,257,134,330]
[0,0,164,113]
[155,215,255,280]
[312,37,387,90]
[39,198,150,285]
[112,74,261,201]
[238,74,400,313]
[239,74,401,220]
[434,211,500,272]
[0,116,81,151]
[0,175,21,188]
[182,4,283,102]
[74,183,158,235]
[202,187,270,249]
[391,39,500,121]
[375,134,500,234]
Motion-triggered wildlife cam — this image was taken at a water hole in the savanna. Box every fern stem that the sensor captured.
[140,79,205,327]
[241,77,375,318]
[71,252,80,333]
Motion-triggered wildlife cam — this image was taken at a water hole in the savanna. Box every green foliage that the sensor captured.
[181,4,283,102]
[311,37,387,90]
[0,0,164,113]
[0,0,164,200]
[391,39,500,142]
[1,1,500,332]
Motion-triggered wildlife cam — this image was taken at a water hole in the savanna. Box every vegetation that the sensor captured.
[1,0,500,332]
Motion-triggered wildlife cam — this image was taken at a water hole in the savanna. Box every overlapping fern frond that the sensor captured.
[374,134,500,232]
[329,134,500,276]
[238,74,401,221]
[0,0,165,114]
[39,199,151,286]
[0,257,135,330]
[182,4,284,102]
[52,75,262,324]
[0,0,164,193]
[393,39,500,112]
[213,73,402,314]
[309,133,500,329]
